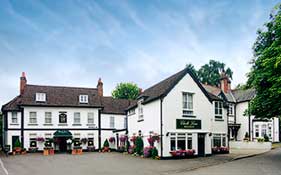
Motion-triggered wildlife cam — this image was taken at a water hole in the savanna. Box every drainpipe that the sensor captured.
[248,102,251,141]
[98,109,101,150]
[160,98,163,158]
[21,108,24,149]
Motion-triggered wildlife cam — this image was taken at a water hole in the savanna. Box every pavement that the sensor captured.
[180,148,281,175]
[0,149,274,175]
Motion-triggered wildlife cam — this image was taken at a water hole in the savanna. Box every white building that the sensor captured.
[203,71,280,143]
[127,68,229,158]
[1,73,134,152]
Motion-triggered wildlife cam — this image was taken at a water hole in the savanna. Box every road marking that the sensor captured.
[0,157,8,175]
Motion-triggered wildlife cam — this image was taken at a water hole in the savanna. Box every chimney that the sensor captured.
[220,70,231,93]
[20,72,27,95]
[97,78,103,96]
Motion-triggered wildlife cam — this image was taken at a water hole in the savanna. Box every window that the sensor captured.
[87,112,94,124]
[36,93,46,102]
[59,112,67,123]
[124,117,127,128]
[128,109,135,116]
[29,112,37,124]
[138,100,144,120]
[261,124,267,137]
[88,133,94,146]
[45,112,52,124]
[214,101,223,120]
[255,125,259,137]
[29,133,37,147]
[79,95,88,104]
[213,134,226,147]
[11,112,18,124]
[268,124,272,138]
[182,92,193,116]
[228,104,234,115]
[110,116,115,128]
[74,112,81,124]
[170,133,193,151]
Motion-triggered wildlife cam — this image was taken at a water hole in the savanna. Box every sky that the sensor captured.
[0,0,279,106]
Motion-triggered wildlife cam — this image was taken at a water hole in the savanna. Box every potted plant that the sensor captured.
[13,138,22,153]
[109,137,115,144]
[21,148,27,155]
[102,139,110,152]
[135,136,144,155]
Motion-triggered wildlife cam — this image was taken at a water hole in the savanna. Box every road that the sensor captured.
[182,148,281,175]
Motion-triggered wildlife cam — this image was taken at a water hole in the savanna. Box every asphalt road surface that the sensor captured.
[182,148,281,175]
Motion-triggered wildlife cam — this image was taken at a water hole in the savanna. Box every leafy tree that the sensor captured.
[247,4,281,118]
[112,82,140,100]
[186,60,233,86]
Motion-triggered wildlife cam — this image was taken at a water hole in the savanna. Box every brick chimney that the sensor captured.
[220,70,231,93]
[97,78,103,96]
[20,72,27,95]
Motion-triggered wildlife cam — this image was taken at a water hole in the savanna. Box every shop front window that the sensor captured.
[213,134,226,147]
[170,133,193,151]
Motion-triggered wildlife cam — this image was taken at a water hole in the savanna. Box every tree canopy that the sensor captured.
[112,82,140,100]
[186,60,233,87]
[247,4,281,118]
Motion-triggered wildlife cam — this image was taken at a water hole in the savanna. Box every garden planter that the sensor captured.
[103,147,109,152]
[49,149,55,155]
[43,149,49,156]
[72,149,76,155]
[169,149,195,158]
[14,147,21,153]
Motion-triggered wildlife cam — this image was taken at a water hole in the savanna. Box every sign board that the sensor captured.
[176,119,201,129]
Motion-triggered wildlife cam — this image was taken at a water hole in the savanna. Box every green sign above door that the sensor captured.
[176,119,201,129]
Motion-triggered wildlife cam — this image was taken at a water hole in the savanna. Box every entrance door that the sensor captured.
[197,133,205,156]
[58,138,67,152]
[12,136,20,149]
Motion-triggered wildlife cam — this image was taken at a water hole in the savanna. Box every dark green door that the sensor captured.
[197,133,205,156]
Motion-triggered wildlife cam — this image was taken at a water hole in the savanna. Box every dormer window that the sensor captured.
[79,95,88,104]
[36,93,46,102]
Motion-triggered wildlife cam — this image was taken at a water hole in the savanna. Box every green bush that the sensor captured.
[151,147,158,158]
[14,138,21,148]
[103,139,109,148]
[135,136,144,155]
[264,134,269,142]
[257,138,264,142]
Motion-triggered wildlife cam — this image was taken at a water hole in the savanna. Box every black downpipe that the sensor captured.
[160,98,163,158]
[98,109,101,150]
[21,109,24,148]
[248,102,251,141]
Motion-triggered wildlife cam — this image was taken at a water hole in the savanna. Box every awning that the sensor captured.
[53,130,72,138]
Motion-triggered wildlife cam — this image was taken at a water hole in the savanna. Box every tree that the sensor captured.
[186,60,233,86]
[0,113,2,147]
[112,82,140,100]
[247,4,281,118]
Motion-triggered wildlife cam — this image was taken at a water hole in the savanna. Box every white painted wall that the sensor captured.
[101,114,126,130]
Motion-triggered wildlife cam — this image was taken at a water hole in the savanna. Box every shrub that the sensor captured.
[143,146,153,157]
[103,139,109,148]
[264,134,269,142]
[14,138,21,148]
[257,138,264,142]
[151,147,158,158]
[135,136,144,155]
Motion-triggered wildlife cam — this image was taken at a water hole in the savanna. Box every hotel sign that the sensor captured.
[176,119,201,129]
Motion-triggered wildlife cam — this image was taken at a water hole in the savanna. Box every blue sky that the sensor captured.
[0,0,279,106]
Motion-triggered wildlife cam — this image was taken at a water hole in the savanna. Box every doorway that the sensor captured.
[12,136,20,149]
[197,133,205,156]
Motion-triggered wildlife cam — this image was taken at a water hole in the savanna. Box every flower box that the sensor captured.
[43,149,49,156]
[28,147,38,153]
[87,146,95,152]
[169,149,195,157]
[212,146,229,154]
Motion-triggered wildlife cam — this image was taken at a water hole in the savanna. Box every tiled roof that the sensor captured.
[126,68,220,110]
[2,85,134,114]
[231,89,256,102]
[101,97,136,115]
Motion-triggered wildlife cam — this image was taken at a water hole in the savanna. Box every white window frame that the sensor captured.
[214,101,223,120]
[36,93,46,102]
[138,99,144,121]
[255,125,259,138]
[182,92,194,116]
[261,124,267,137]
[11,112,18,124]
[74,112,81,124]
[170,133,193,151]
[212,133,226,147]
[45,112,52,124]
[87,112,94,124]
[29,112,37,124]
[228,104,234,116]
[79,95,88,104]
[110,116,115,128]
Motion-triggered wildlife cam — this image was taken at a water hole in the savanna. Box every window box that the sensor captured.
[169,149,195,157]
[28,147,38,153]
[212,146,229,154]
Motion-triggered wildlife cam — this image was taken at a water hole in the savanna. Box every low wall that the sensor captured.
[229,141,272,151]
